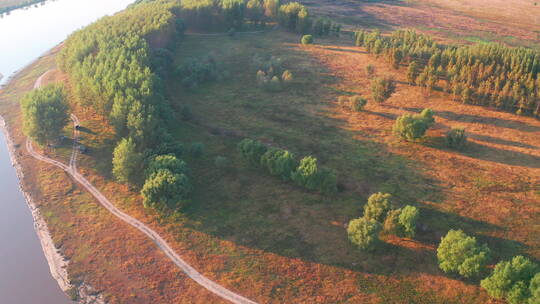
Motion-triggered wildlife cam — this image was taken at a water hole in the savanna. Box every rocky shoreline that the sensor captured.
[0,115,104,303]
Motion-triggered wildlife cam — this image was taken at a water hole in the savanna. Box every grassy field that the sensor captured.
[1,5,540,304]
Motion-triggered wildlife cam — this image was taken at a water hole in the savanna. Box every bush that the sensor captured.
[190,142,205,158]
[365,64,375,78]
[238,138,268,166]
[347,217,382,251]
[141,169,191,210]
[370,76,395,102]
[398,205,419,238]
[481,256,539,302]
[350,95,367,112]
[260,147,297,181]
[363,193,392,222]
[291,156,337,193]
[446,128,467,150]
[392,108,436,141]
[437,229,491,278]
[383,208,401,235]
[146,154,188,177]
[301,34,314,45]
[282,70,293,84]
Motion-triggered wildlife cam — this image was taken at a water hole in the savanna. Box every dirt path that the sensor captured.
[29,72,258,304]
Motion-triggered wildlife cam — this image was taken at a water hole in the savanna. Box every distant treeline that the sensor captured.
[355,29,540,117]
[180,0,340,35]
[0,0,47,15]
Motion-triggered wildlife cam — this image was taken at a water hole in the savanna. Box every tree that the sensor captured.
[263,0,280,19]
[238,138,268,166]
[350,96,367,111]
[141,169,191,210]
[146,154,188,177]
[21,84,69,146]
[437,229,490,278]
[365,64,375,78]
[347,217,382,251]
[392,109,435,141]
[291,156,337,193]
[363,192,392,222]
[301,34,314,45]
[370,76,395,102]
[446,128,467,150]
[481,256,539,302]
[112,137,143,185]
[383,208,401,235]
[407,61,418,85]
[282,70,293,84]
[398,205,419,238]
[529,273,540,304]
[260,147,297,180]
[246,0,264,24]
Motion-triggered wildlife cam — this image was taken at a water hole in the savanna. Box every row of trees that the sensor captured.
[355,29,540,117]
[347,193,419,251]
[238,138,337,193]
[180,0,341,36]
[437,230,540,304]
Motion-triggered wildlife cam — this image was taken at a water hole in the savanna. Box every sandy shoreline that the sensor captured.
[0,95,104,303]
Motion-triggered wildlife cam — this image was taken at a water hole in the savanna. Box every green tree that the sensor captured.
[437,229,491,278]
[529,273,540,304]
[263,0,280,19]
[347,217,382,251]
[446,128,467,150]
[363,192,392,222]
[481,256,539,301]
[112,137,143,185]
[21,84,69,146]
[146,154,188,177]
[370,76,395,102]
[291,156,337,193]
[260,147,297,180]
[398,205,419,238]
[407,61,418,85]
[141,169,191,210]
[393,109,435,141]
[238,138,268,166]
[383,208,401,235]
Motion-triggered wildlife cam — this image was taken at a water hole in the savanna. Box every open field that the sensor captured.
[1,2,540,303]
[303,0,540,47]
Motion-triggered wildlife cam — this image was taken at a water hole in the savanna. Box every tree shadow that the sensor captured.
[77,125,96,135]
[434,110,540,133]
[468,133,538,150]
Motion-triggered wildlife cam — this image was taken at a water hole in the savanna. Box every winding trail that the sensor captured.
[28,72,258,304]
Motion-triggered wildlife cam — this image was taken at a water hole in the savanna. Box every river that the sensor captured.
[0,0,133,302]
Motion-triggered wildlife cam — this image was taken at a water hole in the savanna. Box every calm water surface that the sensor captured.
[0,0,133,302]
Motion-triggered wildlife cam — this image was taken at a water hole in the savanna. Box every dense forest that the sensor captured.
[355,29,540,117]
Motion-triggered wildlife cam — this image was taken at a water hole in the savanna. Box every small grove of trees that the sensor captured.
[481,256,539,304]
[141,154,192,210]
[392,108,435,141]
[176,56,226,89]
[354,28,540,118]
[348,192,420,252]
[253,54,294,91]
[21,84,69,147]
[278,2,340,35]
[436,229,491,279]
[237,138,337,193]
[370,76,395,102]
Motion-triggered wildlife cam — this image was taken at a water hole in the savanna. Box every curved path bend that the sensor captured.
[28,72,257,304]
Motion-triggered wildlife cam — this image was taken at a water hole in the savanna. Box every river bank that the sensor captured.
[0,60,105,303]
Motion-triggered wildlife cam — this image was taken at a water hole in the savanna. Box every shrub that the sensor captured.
[350,95,367,112]
[392,108,435,141]
[370,76,395,102]
[141,169,191,210]
[214,156,229,168]
[301,34,314,45]
[363,193,392,222]
[291,156,337,193]
[446,128,467,150]
[347,217,382,251]
[190,142,205,158]
[282,70,293,84]
[238,138,268,166]
[398,205,419,238]
[260,148,297,181]
[481,256,539,302]
[365,64,375,78]
[437,229,491,278]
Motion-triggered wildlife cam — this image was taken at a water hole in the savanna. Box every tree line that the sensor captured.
[355,29,540,117]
